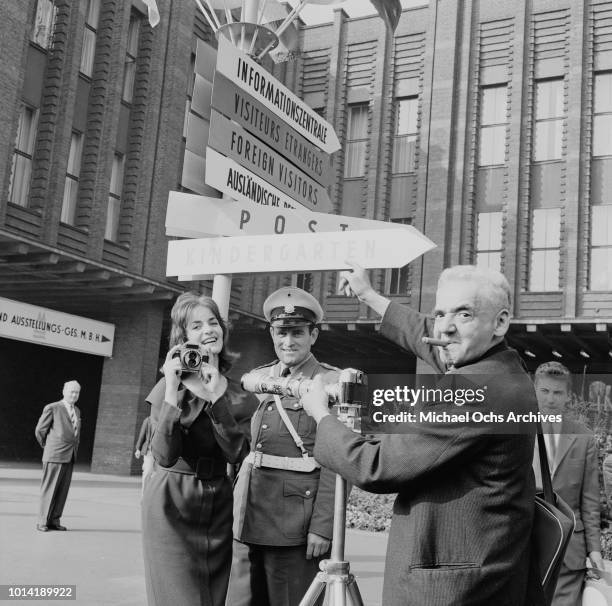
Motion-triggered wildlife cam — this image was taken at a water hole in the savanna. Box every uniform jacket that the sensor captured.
[533,419,600,570]
[35,400,80,463]
[135,416,152,454]
[313,302,541,606]
[233,354,340,546]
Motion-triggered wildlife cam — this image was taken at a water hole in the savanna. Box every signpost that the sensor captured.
[205,147,336,212]
[166,228,436,279]
[211,73,333,186]
[215,36,340,153]
[0,296,115,357]
[208,109,332,211]
[166,192,404,237]
[172,26,435,319]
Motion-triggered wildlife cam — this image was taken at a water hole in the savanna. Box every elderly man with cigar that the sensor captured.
[301,263,543,606]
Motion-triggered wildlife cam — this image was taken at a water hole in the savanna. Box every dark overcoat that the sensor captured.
[313,302,542,606]
[142,378,247,606]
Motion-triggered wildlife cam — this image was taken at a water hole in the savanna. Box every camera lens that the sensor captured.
[185,351,200,368]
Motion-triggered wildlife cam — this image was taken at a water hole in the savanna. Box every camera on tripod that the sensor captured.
[172,343,209,373]
[240,368,366,432]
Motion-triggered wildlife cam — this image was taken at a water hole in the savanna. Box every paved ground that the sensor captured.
[0,463,387,605]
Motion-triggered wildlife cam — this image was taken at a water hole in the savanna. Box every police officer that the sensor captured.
[226,287,339,606]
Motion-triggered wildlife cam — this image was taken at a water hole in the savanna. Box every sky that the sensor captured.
[289,0,427,26]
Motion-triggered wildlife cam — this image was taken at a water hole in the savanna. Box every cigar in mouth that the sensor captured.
[422,337,450,347]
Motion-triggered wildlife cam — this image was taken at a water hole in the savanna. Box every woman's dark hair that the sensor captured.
[169,292,237,374]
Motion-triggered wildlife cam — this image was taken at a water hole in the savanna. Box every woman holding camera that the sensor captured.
[142,292,247,606]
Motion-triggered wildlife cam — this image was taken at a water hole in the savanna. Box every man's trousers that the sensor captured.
[38,460,74,527]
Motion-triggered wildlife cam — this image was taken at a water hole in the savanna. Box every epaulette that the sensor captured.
[251,360,278,372]
[318,361,342,372]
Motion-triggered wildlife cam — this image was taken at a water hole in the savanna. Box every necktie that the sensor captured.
[67,405,78,435]
[281,367,291,378]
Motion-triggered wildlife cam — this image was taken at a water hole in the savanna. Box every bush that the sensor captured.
[346,487,394,532]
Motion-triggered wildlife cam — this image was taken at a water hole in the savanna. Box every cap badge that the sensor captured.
[284,303,295,314]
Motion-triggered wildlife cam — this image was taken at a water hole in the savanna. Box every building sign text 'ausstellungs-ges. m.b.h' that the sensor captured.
[0,296,115,357]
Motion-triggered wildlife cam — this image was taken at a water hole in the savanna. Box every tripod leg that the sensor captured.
[298,572,327,606]
[346,576,365,606]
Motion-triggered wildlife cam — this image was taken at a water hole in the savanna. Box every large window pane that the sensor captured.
[393,135,416,173]
[61,177,78,224]
[479,125,506,165]
[594,73,612,113]
[530,249,560,291]
[80,28,97,76]
[535,80,564,119]
[344,104,368,178]
[105,196,121,241]
[481,86,507,125]
[532,208,560,248]
[476,252,501,272]
[31,0,56,48]
[591,248,612,291]
[533,79,564,162]
[593,115,612,156]
[476,211,502,250]
[534,120,562,161]
[9,155,32,207]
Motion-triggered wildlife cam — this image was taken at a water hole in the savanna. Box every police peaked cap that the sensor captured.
[263,287,324,327]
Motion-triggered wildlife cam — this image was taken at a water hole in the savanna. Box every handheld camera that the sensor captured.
[240,368,366,432]
[172,343,209,373]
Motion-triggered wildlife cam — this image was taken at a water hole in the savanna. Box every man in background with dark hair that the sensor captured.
[533,361,602,605]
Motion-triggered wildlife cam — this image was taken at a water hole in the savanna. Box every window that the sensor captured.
[393,98,418,173]
[593,72,612,157]
[529,208,560,291]
[60,132,83,224]
[344,104,368,178]
[387,218,412,295]
[80,0,100,77]
[533,79,564,162]
[475,212,502,272]
[31,0,56,48]
[105,153,125,241]
[478,85,507,166]
[295,273,313,293]
[122,16,140,103]
[590,205,612,290]
[8,105,39,207]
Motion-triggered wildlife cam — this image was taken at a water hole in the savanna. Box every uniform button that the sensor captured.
[256,443,262,449]
[262,424,268,429]
[293,403,299,408]
[305,490,311,496]
[267,406,273,411]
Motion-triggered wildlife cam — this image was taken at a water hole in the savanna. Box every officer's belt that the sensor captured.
[166,456,227,480]
[244,451,320,472]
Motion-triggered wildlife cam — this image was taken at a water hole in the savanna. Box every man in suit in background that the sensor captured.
[35,380,81,532]
[533,362,602,605]
[302,263,543,606]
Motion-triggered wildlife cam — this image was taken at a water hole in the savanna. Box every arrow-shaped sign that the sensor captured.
[208,110,332,212]
[166,228,436,279]
[216,36,340,154]
[166,192,403,238]
[205,147,333,213]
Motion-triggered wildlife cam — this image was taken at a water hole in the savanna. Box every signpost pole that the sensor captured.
[212,273,232,321]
